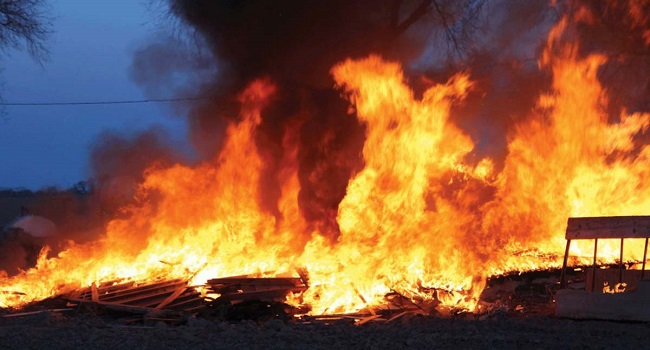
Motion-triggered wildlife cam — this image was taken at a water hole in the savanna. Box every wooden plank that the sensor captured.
[68,298,152,314]
[207,277,308,301]
[354,314,382,326]
[65,288,83,301]
[309,312,371,320]
[153,287,187,311]
[215,286,307,302]
[104,290,174,308]
[566,216,650,240]
[559,239,572,288]
[207,277,305,287]
[73,279,185,302]
[91,282,99,303]
[111,289,203,311]
[208,284,306,295]
[2,309,73,318]
[65,278,205,313]
[643,238,649,279]
[165,295,206,310]
[67,279,190,309]
[98,280,186,303]
[97,279,134,290]
[74,280,135,299]
[387,289,429,315]
[385,310,412,323]
[351,284,376,316]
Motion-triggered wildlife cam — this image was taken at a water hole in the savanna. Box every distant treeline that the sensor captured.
[0,181,95,198]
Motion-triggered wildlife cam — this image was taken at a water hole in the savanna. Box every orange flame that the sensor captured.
[2,12,650,314]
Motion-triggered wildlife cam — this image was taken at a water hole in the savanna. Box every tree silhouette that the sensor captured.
[0,0,52,62]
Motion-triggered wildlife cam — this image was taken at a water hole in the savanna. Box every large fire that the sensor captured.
[1,6,649,314]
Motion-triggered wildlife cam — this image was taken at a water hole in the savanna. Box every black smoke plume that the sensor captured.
[154,0,485,238]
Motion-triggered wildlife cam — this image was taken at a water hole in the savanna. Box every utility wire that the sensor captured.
[0,58,542,107]
[0,96,210,106]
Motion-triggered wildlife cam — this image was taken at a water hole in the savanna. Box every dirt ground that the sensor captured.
[0,311,648,349]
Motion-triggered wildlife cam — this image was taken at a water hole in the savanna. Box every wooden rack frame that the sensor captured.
[559,216,650,291]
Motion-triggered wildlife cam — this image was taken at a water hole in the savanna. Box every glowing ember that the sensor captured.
[1,7,649,315]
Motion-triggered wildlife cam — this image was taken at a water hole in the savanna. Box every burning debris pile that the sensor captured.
[1,0,650,323]
[0,270,558,326]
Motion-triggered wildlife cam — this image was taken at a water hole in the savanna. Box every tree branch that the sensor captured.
[0,0,53,62]
[394,0,433,38]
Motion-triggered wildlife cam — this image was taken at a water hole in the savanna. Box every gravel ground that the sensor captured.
[0,311,648,349]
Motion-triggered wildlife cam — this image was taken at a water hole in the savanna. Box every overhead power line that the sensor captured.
[0,96,210,106]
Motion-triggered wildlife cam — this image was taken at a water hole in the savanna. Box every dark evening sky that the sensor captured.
[0,1,187,190]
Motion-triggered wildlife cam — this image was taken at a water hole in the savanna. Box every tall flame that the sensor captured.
[481,16,650,272]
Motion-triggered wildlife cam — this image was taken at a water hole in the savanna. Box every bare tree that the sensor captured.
[0,0,53,62]
[387,0,486,54]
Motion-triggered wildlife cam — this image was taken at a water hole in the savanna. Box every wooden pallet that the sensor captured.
[65,278,206,314]
[206,276,308,303]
